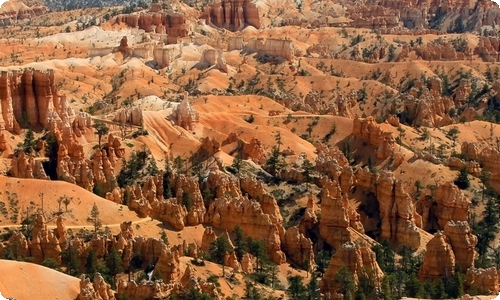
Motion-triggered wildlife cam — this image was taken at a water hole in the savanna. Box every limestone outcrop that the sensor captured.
[352,116,395,159]
[321,242,383,296]
[153,44,182,68]
[0,0,48,26]
[114,12,189,44]
[10,151,49,180]
[282,226,314,270]
[356,168,422,250]
[77,273,116,300]
[220,133,266,164]
[431,182,470,229]
[465,267,500,294]
[201,0,261,31]
[474,37,500,62]
[200,49,229,73]
[418,232,455,280]
[123,172,206,230]
[474,145,500,193]
[334,0,500,32]
[205,172,286,264]
[113,107,143,126]
[201,226,217,253]
[117,279,172,300]
[319,180,363,249]
[172,98,199,131]
[154,246,181,283]
[443,221,477,272]
[400,78,456,127]
[245,38,294,61]
[0,69,61,131]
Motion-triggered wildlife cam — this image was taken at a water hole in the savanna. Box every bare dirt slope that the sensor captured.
[0,259,80,299]
[0,176,141,227]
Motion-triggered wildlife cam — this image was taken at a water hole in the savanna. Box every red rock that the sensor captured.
[201,0,261,31]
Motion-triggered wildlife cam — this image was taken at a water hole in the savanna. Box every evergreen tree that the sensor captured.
[404,273,423,298]
[265,131,287,179]
[162,162,173,199]
[475,195,499,255]
[93,121,109,148]
[287,275,307,300]
[61,241,80,276]
[357,270,377,298]
[44,133,59,179]
[86,248,97,278]
[379,275,394,300]
[447,267,465,298]
[22,129,37,154]
[106,247,124,288]
[231,142,244,174]
[432,279,447,299]
[243,281,262,300]
[209,235,232,275]
[233,225,247,261]
[454,166,470,190]
[87,203,102,233]
[248,238,267,272]
[334,267,355,300]
[161,230,169,247]
[302,159,314,190]
[315,250,331,276]
[307,274,320,300]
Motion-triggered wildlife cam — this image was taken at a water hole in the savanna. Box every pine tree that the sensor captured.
[248,238,267,272]
[106,247,124,288]
[86,249,97,277]
[209,235,232,275]
[315,250,331,276]
[265,131,287,179]
[182,191,192,211]
[334,267,355,300]
[233,225,246,261]
[287,275,307,299]
[404,273,423,297]
[243,281,262,300]
[93,121,109,148]
[61,241,80,276]
[432,279,447,299]
[307,274,320,300]
[454,166,470,190]
[87,203,102,233]
[22,129,36,154]
[302,159,314,190]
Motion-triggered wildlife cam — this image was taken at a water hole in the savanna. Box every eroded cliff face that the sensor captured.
[205,171,286,264]
[318,180,364,249]
[201,0,260,31]
[419,231,456,279]
[0,69,59,131]
[321,242,384,297]
[355,168,422,250]
[0,69,123,194]
[114,12,189,44]
[465,267,500,294]
[0,0,47,26]
[353,116,395,159]
[460,142,500,193]
[334,0,500,32]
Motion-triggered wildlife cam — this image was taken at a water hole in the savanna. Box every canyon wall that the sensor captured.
[114,12,189,44]
[201,0,261,31]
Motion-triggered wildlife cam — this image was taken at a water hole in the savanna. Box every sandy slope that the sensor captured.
[0,259,80,299]
[0,176,142,227]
